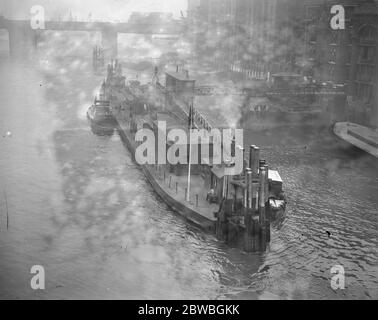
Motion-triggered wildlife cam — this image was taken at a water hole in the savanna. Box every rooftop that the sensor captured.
[165,68,195,82]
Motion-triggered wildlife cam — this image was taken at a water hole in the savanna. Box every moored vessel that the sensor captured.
[239,73,346,132]
[91,60,287,252]
[87,81,116,128]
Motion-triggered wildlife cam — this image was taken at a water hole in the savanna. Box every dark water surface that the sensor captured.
[0,53,377,299]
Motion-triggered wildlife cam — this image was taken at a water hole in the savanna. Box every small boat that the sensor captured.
[87,97,116,126]
[87,78,116,127]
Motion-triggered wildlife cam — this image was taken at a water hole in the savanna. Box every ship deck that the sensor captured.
[113,112,219,230]
[148,168,219,223]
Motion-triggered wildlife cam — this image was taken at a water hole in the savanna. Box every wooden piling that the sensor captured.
[258,166,266,225]
[244,227,252,252]
[176,182,178,193]
[264,164,269,203]
[169,176,172,188]
[196,194,199,207]
[252,216,260,252]
[260,225,267,252]
[243,179,248,209]
[244,168,260,252]
[246,169,253,210]
[252,177,258,212]
[258,166,268,250]
[265,220,271,243]
[263,165,271,244]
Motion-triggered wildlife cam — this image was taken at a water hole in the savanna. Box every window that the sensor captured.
[308,44,316,57]
[307,24,317,42]
[356,65,373,82]
[330,30,339,45]
[358,46,375,63]
[306,5,320,21]
[356,83,372,101]
[328,64,335,80]
[344,5,355,22]
[345,46,352,64]
[329,47,337,62]
[359,26,375,42]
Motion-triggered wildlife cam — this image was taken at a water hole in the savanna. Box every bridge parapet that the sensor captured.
[1,17,181,33]
[1,17,181,57]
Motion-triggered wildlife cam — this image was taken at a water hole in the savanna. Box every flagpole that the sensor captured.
[186,101,193,202]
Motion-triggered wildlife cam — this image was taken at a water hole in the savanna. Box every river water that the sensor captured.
[0,44,377,299]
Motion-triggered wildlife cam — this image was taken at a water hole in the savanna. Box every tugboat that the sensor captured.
[87,81,115,127]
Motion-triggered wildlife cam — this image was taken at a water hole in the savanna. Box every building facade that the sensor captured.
[304,0,363,84]
[188,0,305,79]
[187,0,378,126]
[304,0,378,125]
[348,2,378,126]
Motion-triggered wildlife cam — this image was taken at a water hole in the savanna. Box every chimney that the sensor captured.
[250,146,260,179]
[246,168,253,210]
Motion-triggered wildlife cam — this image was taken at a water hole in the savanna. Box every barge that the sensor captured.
[89,60,287,252]
[238,73,346,131]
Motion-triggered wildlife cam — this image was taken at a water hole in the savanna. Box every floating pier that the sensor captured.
[333,122,378,158]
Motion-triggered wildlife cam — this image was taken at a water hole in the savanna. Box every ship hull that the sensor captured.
[114,118,216,231]
[113,115,286,252]
[87,110,117,127]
